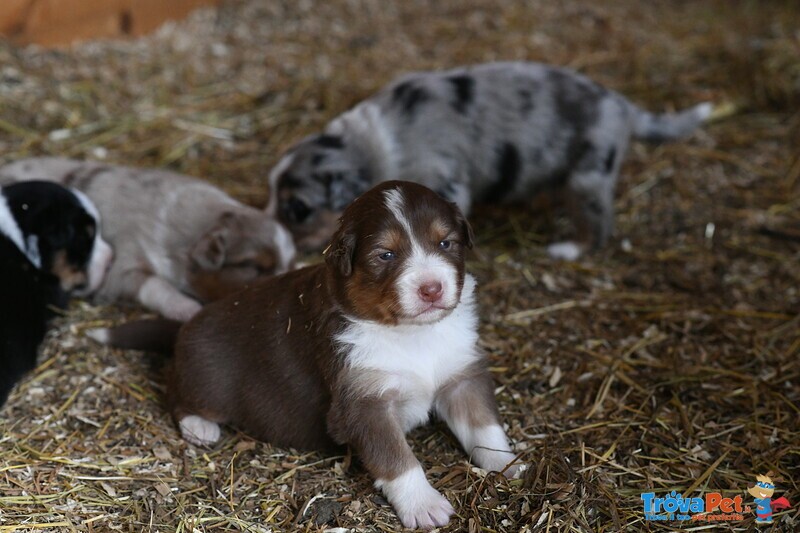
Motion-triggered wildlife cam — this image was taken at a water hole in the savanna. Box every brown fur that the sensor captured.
[435,363,502,432]
[170,182,476,447]
[50,250,88,291]
[167,181,511,528]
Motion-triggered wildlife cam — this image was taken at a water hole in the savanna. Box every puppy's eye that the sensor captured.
[438,240,452,250]
[378,251,396,261]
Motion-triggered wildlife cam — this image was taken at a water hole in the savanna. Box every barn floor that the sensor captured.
[1,0,798,531]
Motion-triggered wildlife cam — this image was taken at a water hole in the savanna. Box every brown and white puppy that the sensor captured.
[0,158,296,321]
[167,181,517,529]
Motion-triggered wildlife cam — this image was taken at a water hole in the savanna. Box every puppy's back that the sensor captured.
[170,264,339,450]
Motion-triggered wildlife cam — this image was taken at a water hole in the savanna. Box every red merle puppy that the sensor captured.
[120,181,520,529]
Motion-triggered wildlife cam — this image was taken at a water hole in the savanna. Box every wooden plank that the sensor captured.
[0,0,221,46]
[0,0,34,34]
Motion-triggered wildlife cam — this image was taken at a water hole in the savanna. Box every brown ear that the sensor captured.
[191,213,235,271]
[325,230,356,277]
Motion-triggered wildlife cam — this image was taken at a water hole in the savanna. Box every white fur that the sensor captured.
[137,276,202,322]
[336,274,479,431]
[0,192,33,263]
[397,250,458,323]
[265,152,296,216]
[70,188,113,295]
[383,188,413,237]
[547,241,583,261]
[272,222,297,271]
[25,235,41,268]
[375,466,454,529]
[695,102,714,121]
[449,422,516,474]
[79,237,112,296]
[383,188,460,323]
[179,415,221,446]
[85,327,110,344]
[328,103,399,183]
[71,188,99,220]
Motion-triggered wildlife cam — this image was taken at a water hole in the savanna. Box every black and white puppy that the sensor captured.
[267,61,713,258]
[0,181,112,406]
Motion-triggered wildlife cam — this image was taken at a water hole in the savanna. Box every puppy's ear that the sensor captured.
[454,206,474,249]
[191,213,235,271]
[325,230,356,277]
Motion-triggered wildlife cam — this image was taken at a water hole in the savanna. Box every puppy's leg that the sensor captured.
[328,396,454,529]
[435,369,518,476]
[548,169,615,260]
[0,341,39,406]
[137,276,202,321]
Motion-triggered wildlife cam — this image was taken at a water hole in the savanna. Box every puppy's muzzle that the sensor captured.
[418,281,443,304]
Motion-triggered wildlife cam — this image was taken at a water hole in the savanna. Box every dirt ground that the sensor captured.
[0,0,798,531]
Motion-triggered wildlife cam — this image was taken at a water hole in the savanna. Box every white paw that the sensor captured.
[547,241,583,261]
[694,101,714,121]
[476,449,519,477]
[469,425,518,476]
[377,466,455,530]
[179,415,220,446]
[165,299,202,322]
[85,327,110,345]
[397,487,454,530]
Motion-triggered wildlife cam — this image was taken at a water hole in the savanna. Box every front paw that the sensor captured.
[377,466,455,530]
[477,449,519,477]
[395,487,454,530]
[165,299,202,322]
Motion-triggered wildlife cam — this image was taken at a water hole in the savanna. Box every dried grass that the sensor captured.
[1,0,798,531]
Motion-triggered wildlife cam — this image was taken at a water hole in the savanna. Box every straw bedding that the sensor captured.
[0,0,798,531]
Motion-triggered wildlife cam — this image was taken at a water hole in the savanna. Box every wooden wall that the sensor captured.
[0,0,221,47]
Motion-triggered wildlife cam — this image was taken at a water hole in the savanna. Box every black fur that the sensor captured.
[0,181,98,406]
[484,142,521,202]
[548,70,604,186]
[549,139,593,189]
[392,81,429,116]
[604,147,617,173]
[278,172,306,190]
[518,88,534,115]
[448,75,475,114]
[550,70,602,139]
[436,181,460,203]
[314,135,344,149]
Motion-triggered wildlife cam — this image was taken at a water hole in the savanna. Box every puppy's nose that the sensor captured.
[418,281,443,303]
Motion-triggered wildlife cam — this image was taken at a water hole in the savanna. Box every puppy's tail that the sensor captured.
[629,101,713,143]
[87,319,181,355]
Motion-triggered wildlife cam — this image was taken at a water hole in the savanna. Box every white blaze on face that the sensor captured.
[71,188,113,295]
[383,188,459,325]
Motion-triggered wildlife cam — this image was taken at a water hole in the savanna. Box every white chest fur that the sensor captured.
[336,275,480,431]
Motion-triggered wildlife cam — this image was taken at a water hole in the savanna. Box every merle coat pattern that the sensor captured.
[268,61,712,257]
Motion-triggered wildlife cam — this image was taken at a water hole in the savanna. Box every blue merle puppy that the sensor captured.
[267,61,712,259]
